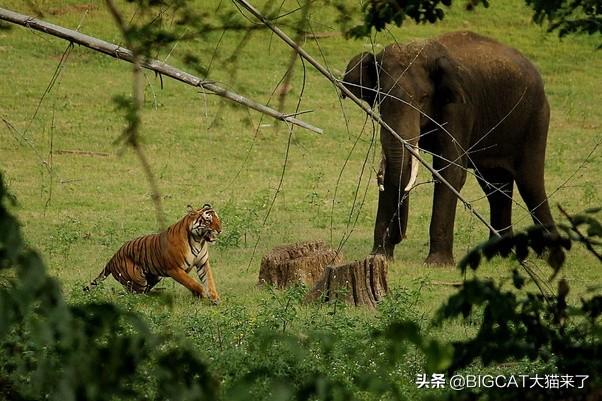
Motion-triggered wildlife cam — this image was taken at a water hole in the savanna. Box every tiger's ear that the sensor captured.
[186,204,195,214]
[202,203,212,209]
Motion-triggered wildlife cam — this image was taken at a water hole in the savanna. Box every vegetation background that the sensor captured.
[0,0,600,399]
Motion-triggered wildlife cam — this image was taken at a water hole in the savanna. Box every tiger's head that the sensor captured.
[188,204,222,243]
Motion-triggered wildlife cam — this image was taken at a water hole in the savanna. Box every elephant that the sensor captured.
[342,31,557,265]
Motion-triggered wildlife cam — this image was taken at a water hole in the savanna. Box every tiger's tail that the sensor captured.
[83,264,111,292]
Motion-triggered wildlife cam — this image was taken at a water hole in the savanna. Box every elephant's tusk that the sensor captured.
[404,153,420,192]
[376,151,386,192]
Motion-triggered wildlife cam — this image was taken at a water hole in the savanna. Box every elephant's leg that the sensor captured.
[514,158,564,265]
[514,110,565,266]
[515,165,555,229]
[425,106,471,266]
[372,187,408,259]
[425,158,467,265]
[475,168,514,238]
[515,114,556,230]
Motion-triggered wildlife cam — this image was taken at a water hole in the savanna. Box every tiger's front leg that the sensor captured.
[168,267,208,299]
[197,262,220,305]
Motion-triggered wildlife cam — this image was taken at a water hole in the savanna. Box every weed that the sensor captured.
[217,191,270,249]
[47,217,81,261]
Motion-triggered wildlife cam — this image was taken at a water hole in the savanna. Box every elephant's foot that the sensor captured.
[372,244,395,261]
[424,252,454,266]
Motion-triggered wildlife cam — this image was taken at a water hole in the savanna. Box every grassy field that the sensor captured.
[0,0,600,398]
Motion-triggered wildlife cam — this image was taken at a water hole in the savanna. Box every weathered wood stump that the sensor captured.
[306,255,388,308]
[258,241,342,289]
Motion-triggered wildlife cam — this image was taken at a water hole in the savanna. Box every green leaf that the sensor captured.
[587,219,602,237]
[514,233,529,261]
[423,340,454,373]
[512,269,525,289]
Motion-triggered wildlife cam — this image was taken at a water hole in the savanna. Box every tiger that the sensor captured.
[84,204,222,303]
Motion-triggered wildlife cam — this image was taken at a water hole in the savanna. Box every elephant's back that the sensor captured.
[437,31,549,169]
[437,31,544,90]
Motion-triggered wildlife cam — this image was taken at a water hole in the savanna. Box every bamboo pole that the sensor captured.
[0,7,323,135]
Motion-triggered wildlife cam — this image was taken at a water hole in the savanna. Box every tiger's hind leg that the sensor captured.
[143,274,162,294]
[112,259,154,293]
[83,266,110,292]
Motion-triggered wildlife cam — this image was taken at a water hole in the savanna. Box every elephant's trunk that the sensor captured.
[372,108,421,258]
[381,139,415,196]
[380,108,420,192]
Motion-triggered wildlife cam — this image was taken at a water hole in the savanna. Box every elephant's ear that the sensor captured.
[429,56,468,105]
[342,52,377,105]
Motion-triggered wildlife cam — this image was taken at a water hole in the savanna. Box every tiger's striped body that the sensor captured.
[85,205,222,302]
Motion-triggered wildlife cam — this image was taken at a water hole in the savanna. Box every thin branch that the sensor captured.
[245,56,309,271]
[0,7,322,135]
[209,0,278,128]
[1,114,50,172]
[23,42,73,137]
[105,0,166,229]
[276,0,310,113]
[558,205,602,262]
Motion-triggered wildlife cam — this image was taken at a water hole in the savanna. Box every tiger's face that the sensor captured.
[189,204,222,243]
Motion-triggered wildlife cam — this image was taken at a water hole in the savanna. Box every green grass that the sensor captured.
[0,0,600,398]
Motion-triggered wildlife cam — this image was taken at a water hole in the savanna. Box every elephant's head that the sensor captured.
[341,52,378,105]
[342,41,468,125]
[342,40,469,257]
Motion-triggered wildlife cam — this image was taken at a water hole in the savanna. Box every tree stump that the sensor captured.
[258,241,342,289]
[306,255,388,308]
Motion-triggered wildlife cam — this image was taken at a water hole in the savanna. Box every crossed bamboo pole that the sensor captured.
[0,7,323,135]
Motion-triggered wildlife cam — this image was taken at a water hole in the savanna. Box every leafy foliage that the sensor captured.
[436,207,602,400]
[527,0,602,45]
[2,168,601,400]
[216,194,269,249]
[458,225,571,274]
[458,207,601,274]
[0,174,217,400]
[346,0,487,38]
[2,2,601,400]
[342,0,600,44]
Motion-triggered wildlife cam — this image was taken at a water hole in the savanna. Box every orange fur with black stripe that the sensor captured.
[84,205,222,303]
